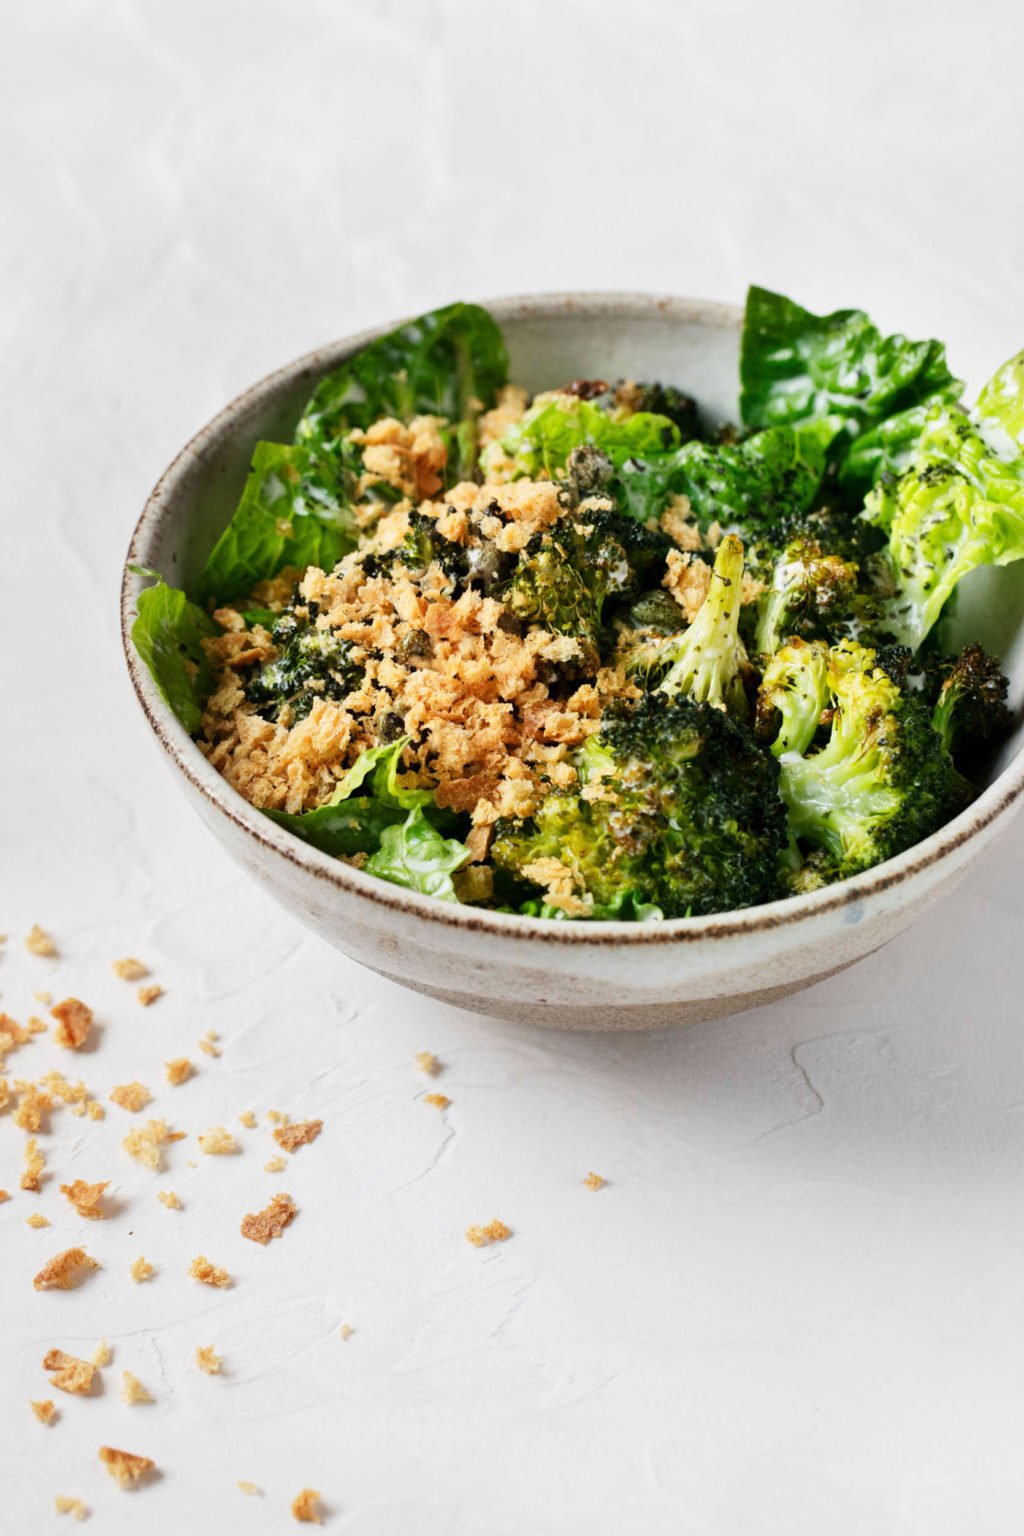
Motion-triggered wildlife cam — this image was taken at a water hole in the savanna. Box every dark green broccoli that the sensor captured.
[614,382,701,441]
[245,602,361,723]
[754,531,860,656]
[757,638,959,883]
[360,511,470,585]
[503,508,670,674]
[924,643,1012,762]
[491,694,787,918]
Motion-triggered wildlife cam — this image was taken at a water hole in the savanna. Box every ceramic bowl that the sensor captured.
[121,293,1024,1031]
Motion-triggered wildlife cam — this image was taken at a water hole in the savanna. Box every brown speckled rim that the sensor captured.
[121,291,1024,946]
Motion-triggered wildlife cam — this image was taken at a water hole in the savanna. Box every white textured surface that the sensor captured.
[3,1,1024,1530]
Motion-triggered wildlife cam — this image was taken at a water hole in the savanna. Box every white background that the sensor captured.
[3,2,1024,1531]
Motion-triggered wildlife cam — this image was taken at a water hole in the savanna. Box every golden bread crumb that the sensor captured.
[197,1036,221,1058]
[583,1171,606,1191]
[121,1371,154,1405]
[98,1445,154,1488]
[196,1345,222,1375]
[157,1188,181,1210]
[130,1256,155,1283]
[273,1118,322,1152]
[164,1057,193,1086]
[465,1219,512,1248]
[423,1093,450,1109]
[92,1339,112,1368]
[26,1212,50,1228]
[264,1156,287,1173]
[241,1192,297,1245]
[415,1051,441,1076]
[238,1109,257,1128]
[31,1398,57,1424]
[110,1081,152,1113]
[113,957,148,981]
[44,1350,96,1395]
[339,1323,353,1341]
[291,1488,323,1524]
[34,990,52,1005]
[198,1125,237,1155]
[60,1179,110,1218]
[26,924,57,957]
[22,1137,45,1191]
[137,984,163,1007]
[50,997,93,1050]
[15,1083,53,1131]
[188,1255,231,1288]
[34,1246,100,1291]
[54,1496,88,1520]
[0,1189,9,1203]
[237,1481,262,1496]
[122,1118,173,1169]
[267,1109,288,1125]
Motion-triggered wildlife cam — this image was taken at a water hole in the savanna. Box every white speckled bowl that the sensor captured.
[121,294,1024,1030]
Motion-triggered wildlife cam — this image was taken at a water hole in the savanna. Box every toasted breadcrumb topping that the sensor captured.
[0,1189,9,1203]
[131,1256,155,1283]
[121,1371,154,1405]
[111,1082,152,1113]
[60,1179,109,1217]
[26,1211,50,1228]
[292,1488,324,1524]
[272,1118,322,1152]
[92,1339,112,1367]
[14,1082,51,1131]
[423,1092,450,1109]
[465,1219,512,1247]
[22,1137,45,1191]
[241,1192,297,1245]
[264,1156,287,1173]
[583,1171,606,1190]
[25,924,57,957]
[415,1051,441,1076]
[113,957,148,981]
[44,1350,96,1395]
[237,1480,261,1496]
[196,1345,222,1375]
[137,985,164,1007]
[123,1119,176,1170]
[34,1246,100,1291]
[31,1398,57,1424]
[188,1255,231,1288]
[157,1188,182,1209]
[50,998,93,1050]
[238,1109,257,1127]
[165,1057,193,1085]
[198,1126,237,1155]
[99,1445,154,1488]
[339,1323,353,1341]
[54,1497,88,1520]
[197,1031,221,1058]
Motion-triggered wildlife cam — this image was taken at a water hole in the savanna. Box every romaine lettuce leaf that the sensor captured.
[263,795,406,857]
[365,805,469,901]
[131,576,218,734]
[977,349,1024,449]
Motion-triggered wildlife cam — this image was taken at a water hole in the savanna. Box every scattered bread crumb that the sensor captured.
[92,1339,111,1367]
[237,1481,262,1497]
[60,1179,110,1218]
[465,1219,512,1248]
[130,1256,155,1284]
[15,1083,52,1131]
[31,1398,57,1424]
[87,1100,104,1121]
[34,990,52,1005]
[98,1445,155,1488]
[264,1156,287,1173]
[583,1171,606,1191]
[21,1137,45,1191]
[423,1093,450,1109]
[25,924,56,957]
[26,1212,50,1228]
[157,1189,181,1210]
[188,1255,231,1288]
[111,1081,152,1113]
[291,1488,323,1524]
[339,1324,353,1341]
[0,1189,9,1203]
[197,1030,221,1058]
[198,1126,237,1155]
[43,1350,96,1395]
[415,1051,441,1076]
[34,1246,100,1291]
[113,957,148,981]
[51,997,93,1050]
[121,1371,154,1406]
[137,984,164,1007]
[195,1345,222,1375]
[238,1109,257,1128]
[164,1057,193,1086]
[273,1119,322,1152]
[54,1496,88,1520]
[122,1118,174,1169]
[241,1192,297,1245]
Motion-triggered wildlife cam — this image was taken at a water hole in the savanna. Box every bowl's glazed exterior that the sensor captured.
[121,294,1024,1031]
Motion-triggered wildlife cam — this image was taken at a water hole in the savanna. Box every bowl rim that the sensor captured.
[121,289,1024,948]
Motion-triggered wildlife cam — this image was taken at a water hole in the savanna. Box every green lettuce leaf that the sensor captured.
[485,394,680,479]
[978,349,1024,449]
[365,806,469,901]
[297,301,508,482]
[198,441,359,604]
[131,577,218,734]
[263,796,406,857]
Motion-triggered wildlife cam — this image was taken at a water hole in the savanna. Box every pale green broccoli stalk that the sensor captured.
[756,638,831,756]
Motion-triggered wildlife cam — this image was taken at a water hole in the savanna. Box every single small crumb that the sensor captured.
[130,1256,155,1284]
[60,1179,110,1218]
[197,1030,221,1058]
[92,1339,112,1367]
[111,1081,152,1113]
[112,958,148,981]
[264,1156,287,1173]
[241,1192,297,1245]
[164,1057,193,1086]
[237,1481,262,1497]
[28,1013,48,1032]
[267,1108,288,1125]
[54,1496,88,1520]
[465,1219,512,1248]
[238,1109,257,1128]
[25,924,56,957]
[34,1246,100,1291]
[21,1137,45,1191]
[44,1349,96,1395]
[198,1125,237,1155]
[26,1212,50,1228]
[273,1119,322,1153]
[424,1093,450,1109]
[583,1171,606,1191]
[157,1188,181,1209]
[137,985,163,1007]
[121,1371,154,1405]
[98,1445,155,1488]
[195,1345,222,1375]
[86,1100,104,1121]
[339,1324,353,1341]
[415,1051,441,1076]
[188,1254,231,1288]
[0,1189,9,1203]
[291,1488,323,1524]
[122,1118,174,1169]
[14,1083,52,1132]
[31,1398,58,1424]
[34,990,52,1005]
[51,997,93,1050]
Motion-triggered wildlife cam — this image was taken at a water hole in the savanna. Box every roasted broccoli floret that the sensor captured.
[924,643,1012,762]
[361,511,470,585]
[245,603,361,723]
[491,694,787,918]
[503,508,670,673]
[614,381,701,441]
[754,531,860,656]
[627,534,749,716]
[757,638,959,883]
